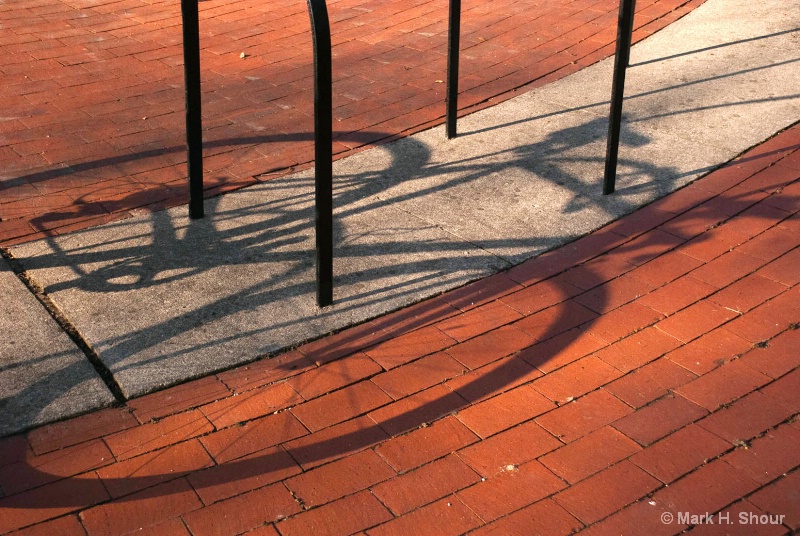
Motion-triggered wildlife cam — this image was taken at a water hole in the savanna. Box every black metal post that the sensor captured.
[181,0,204,218]
[627,0,636,66]
[307,0,333,307]
[602,0,635,195]
[446,0,461,139]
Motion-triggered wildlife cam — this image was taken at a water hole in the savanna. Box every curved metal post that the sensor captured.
[602,0,635,195]
[181,0,204,218]
[446,0,461,139]
[307,0,334,307]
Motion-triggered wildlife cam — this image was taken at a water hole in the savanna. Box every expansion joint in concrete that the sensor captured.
[1,248,127,405]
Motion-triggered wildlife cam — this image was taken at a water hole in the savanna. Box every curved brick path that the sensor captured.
[1,0,703,245]
[0,123,798,535]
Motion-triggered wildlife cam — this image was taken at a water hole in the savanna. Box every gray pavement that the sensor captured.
[3,0,799,435]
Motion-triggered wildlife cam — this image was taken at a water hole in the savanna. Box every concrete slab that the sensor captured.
[0,258,115,436]
[9,0,800,404]
[532,0,800,152]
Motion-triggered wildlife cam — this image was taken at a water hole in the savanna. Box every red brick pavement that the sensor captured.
[0,122,797,535]
[1,0,705,246]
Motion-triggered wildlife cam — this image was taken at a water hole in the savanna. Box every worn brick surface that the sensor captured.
[540,426,642,484]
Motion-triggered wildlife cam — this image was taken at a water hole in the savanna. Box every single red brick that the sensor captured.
[748,470,800,530]
[27,407,138,455]
[0,435,32,469]
[3,515,87,536]
[723,423,800,484]
[456,384,555,439]
[291,381,392,432]
[689,250,766,288]
[456,420,562,478]
[637,275,717,316]
[199,382,304,429]
[129,376,231,423]
[758,247,800,286]
[435,301,523,342]
[652,459,760,519]
[540,426,642,484]
[698,390,794,444]
[722,296,798,343]
[586,302,664,344]
[577,499,687,536]
[499,276,583,315]
[445,354,542,403]
[371,352,465,400]
[365,326,456,369]
[656,300,739,344]
[287,353,383,400]
[665,327,752,374]
[369,384,467,436]
[440,272,524,312]
[574,272,657,314]
[534,355,621,404]
[736,225,800,261]
[457,459,566,522]
[559,254,637,292]
[739,328,800,378]
[96,439,212,499]
[759,367,800,412]
[708,273,788,315]
[629,250,704,289]
[0,473,109,534]
[554,460,661,524]
[122,517,191,536]
[104,410,214,461]
[284,415,389,470]
[605,357,698,408]
[630,423,731,484]
[182,482,300,536]
[536,390,633,443]
[468,498,583,536]
[276,490,392,536]
[375,416,479,473]
[517,327,607,373]
[0,439,112,496]
[371,454,481,516]
[689,499,787,536]
[199,410,307,464]
[514,300,599,342]
[674,359,772,411]
[607,229,684,266]
[188,446,301,506]
[80,478,201,536]
[368,496,482,536]
[444,325,536,370]
[613,394,708,446]
[594,326,683,374]
[285,449,394,508]
[374,296,461,338]
[217,351,314,393]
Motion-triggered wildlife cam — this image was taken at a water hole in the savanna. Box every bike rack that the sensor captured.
[443,0,636,197]
[180,0,334,307]
[178,0,636,306]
